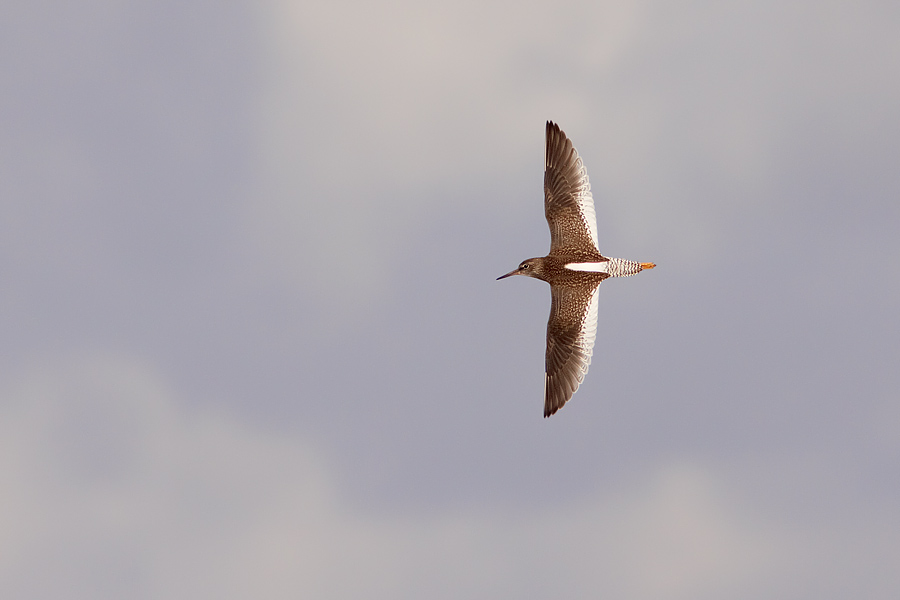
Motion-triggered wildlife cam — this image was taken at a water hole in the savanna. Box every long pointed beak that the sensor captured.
[497,268,519,280]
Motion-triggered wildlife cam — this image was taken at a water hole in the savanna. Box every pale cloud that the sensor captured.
[248,0,900,299]
[248,0,645,299]
[3,354,897,599]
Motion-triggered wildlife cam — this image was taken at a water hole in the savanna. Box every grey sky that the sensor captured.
[2,0,899,598]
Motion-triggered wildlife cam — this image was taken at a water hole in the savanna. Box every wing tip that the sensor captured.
[543,396,567,418]
[543,374,571,418]
[545,120,572,169]
[545,120,564,143]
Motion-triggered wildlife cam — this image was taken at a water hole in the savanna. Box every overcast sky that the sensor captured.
[2,1,899,598]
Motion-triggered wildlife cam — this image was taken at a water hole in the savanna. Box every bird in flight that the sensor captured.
[498,121,655,417]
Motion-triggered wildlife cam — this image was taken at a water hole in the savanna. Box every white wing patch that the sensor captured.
[564,261,610,273]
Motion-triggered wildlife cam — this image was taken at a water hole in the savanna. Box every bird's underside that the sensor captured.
[499,121,655,417]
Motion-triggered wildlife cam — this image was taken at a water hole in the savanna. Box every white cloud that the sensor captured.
[4,353,897,599]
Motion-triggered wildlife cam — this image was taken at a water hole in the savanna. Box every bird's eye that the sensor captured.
[521,264,528,269]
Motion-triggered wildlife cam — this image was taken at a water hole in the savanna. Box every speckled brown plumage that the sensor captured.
[544,121,603,260]
[498,121,655,418]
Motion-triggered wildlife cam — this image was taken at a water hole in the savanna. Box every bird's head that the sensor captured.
[497,258,546,281]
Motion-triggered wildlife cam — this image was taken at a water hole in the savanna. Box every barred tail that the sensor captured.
[606,257,645,277]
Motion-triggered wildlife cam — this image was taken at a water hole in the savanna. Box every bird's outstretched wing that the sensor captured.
[544,282,601,417]
[544,121,600,256]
